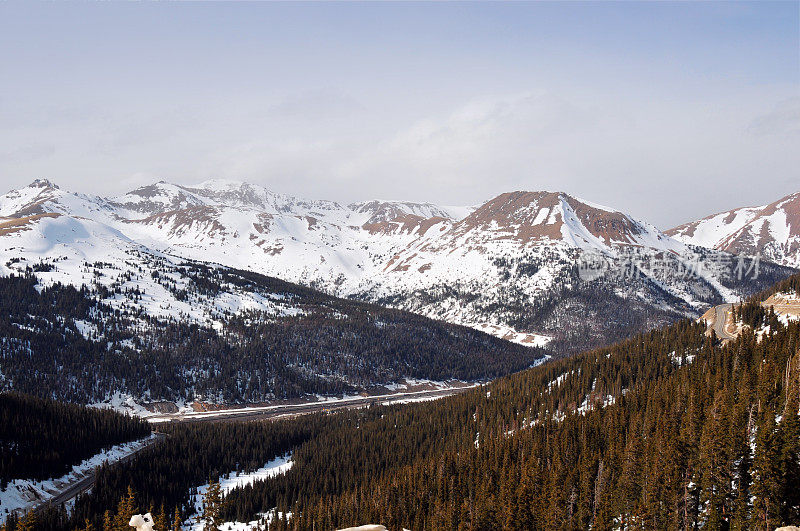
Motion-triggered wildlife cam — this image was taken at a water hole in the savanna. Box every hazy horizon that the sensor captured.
[1,1,798,228]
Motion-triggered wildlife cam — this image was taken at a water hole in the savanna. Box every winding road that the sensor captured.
[28,386,474,518]
[30,387,475,516]
[711,303,736,340]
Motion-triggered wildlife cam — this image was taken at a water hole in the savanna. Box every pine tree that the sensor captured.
[618,433,642,527]
[700,390,733,529]
[779,385,800,524]
[14,511,37,531]
[751,415,782,530]
[197,478,223,531]
[171,507,183,531]
[114,486,137,531]
[730,400,753,529]
[153,504,168,531]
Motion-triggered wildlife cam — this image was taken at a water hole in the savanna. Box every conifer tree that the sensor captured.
[751,415,782,529]
[197,479,223,531]
[618,433,642,526]
[113,486,137,531]
[171,507,182,531]
[14,511,37,531]
[779,386,800,523]
[700,390,733,529]
[153,504,168,531]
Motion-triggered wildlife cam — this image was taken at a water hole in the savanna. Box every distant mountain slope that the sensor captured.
[0,179,794,355]
[0,262,543,405]
[668,191,800,268]
[349,190,793,352]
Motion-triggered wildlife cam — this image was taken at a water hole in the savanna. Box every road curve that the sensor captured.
[712,303,736,340]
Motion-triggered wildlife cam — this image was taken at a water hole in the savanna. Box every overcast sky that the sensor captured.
[0,1,798,228]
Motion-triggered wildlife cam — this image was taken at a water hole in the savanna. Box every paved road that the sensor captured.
[149,386,477,424]
[35,433,166,512]
[712,303,736,340]
[707,299,800,341]
[32,388,472,513]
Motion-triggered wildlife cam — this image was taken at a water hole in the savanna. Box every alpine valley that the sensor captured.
[0,179,795,407]
[5,3,800,530]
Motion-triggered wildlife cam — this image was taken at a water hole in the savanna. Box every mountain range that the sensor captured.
[0,179,795,358]
[4,178,800,530]
[668,191,800,268]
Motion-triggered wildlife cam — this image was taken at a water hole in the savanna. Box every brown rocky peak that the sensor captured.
[453,191,650,246]
[561,195,645,245]
[451,191,565,243]
[354,200,455,236]
[463,191,562,227]
[28,179,59,190]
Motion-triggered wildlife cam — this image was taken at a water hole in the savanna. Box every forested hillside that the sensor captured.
[0,268,544,404]
[249,306,798,530]
[220,314,799,530]
[21,274,800,531]
[21,418,333,530]
[0,393,149,487]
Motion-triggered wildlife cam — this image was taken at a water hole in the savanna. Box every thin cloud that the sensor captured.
[748,97,800,136]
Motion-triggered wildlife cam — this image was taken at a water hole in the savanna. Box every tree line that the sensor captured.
[0,392,150,488]
[19,296,800,529]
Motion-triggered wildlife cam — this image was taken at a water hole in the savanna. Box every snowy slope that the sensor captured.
[0,213,306,327]
[668,192,800,268]
[0,434,157,523]
[0,180,793,351]
[183,454,293,531]
[343,191,751,344]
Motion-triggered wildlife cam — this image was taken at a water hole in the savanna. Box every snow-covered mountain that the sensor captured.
[667,192,800,268]
[0,179,793,353]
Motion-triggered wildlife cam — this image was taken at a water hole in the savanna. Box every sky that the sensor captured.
[0,1,798,228]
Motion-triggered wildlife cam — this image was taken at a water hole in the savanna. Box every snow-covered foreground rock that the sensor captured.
[0,434,157,523]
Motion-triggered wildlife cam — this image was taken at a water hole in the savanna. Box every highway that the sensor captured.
[148,385,477,424]
[707,298,800,341]
[29,387,475,516]
[33,433,166,513]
